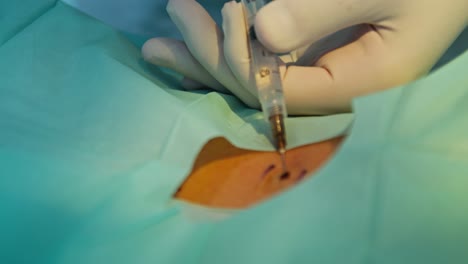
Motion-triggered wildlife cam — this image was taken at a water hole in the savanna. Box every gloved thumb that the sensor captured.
[255,0,380,53]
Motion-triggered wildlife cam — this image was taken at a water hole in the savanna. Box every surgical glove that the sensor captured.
[253,0,468,114]
[142,0,261,109]
[142,0,467,114]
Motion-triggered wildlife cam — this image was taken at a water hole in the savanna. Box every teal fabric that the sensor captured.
[0,0,57,45]
[60,0,226,37]
[203,51,468,264]
[0,1,467,263]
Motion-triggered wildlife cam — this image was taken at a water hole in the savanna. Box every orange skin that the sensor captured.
[174,136,344,208]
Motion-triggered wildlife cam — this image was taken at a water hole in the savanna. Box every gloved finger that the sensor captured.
[254,0,383,53]
[283,25,416,115]
[142,38,227,93]
[221,1,294,98]
[221,1,256,96]
[167,0,260,108]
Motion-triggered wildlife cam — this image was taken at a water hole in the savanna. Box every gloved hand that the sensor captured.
[142,0,467,115]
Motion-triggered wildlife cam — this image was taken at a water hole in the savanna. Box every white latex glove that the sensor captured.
[142,0,467,114]
[142,0,261,108]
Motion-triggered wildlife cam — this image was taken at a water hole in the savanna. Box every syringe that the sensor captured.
[241,0,288,171]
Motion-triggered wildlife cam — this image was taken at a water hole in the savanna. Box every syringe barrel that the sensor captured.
[242,0,287,120]
[243,0,287,150]
[250,41,287,120]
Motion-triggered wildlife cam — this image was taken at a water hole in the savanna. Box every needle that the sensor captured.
[279,147,287,173]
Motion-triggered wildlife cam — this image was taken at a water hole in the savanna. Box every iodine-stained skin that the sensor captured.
[174,136,344,208]
[296,169,308,182]
[261,164,276,179]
